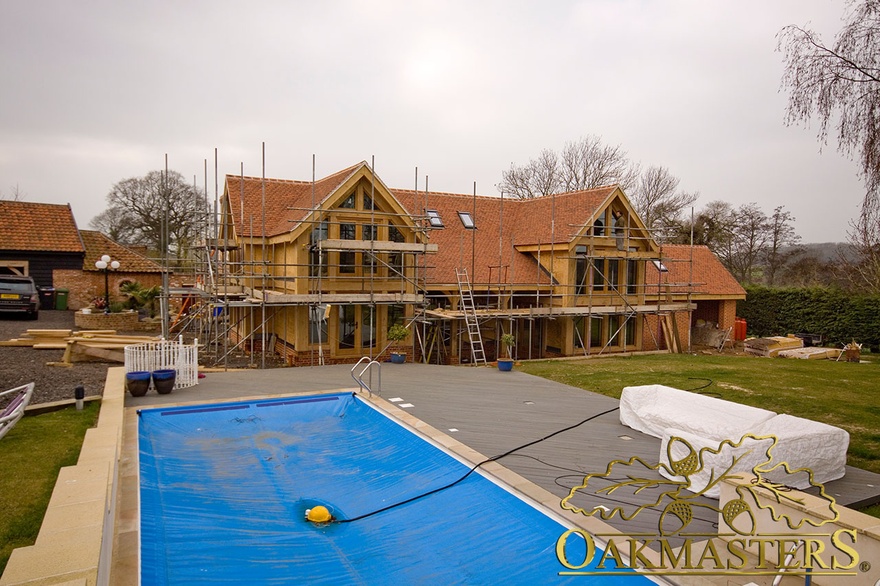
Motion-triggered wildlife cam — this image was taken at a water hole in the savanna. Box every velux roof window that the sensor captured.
[652,260,668,272]
[457,211,475,229]
[426,209,444,228]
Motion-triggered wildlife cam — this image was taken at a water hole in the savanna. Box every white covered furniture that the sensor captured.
[620,384,849,498]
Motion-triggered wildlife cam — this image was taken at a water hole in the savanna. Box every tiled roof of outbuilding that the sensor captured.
[0,201,84,252]
[646,244,746,297]
[79,230,164,273]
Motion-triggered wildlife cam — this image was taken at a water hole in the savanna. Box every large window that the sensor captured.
[309,304,328,344]
[575,245,587,296]
[607,259,620,291]
[592,259,605,291]
[339,305,356,349]
[361,305,376,349]
[339,223,356,274]
[627,260,638,295]
[309,221,328,276]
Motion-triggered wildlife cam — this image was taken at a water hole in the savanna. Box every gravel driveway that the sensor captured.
[0,310,117,404]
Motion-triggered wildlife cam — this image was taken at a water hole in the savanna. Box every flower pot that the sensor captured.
[151,369,176,394]
[126,371,151,397]
[497,359,514,372]
[390,352,406,364]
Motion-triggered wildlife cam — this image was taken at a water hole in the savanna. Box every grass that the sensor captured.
[0,402,101,574]
[518,353,880,474]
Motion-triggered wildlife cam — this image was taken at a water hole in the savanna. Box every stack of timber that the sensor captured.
[0,329,160,365]
[743,335,804,357]
[777,347,843,360]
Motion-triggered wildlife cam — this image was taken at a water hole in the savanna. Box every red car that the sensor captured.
[0,275,39,319]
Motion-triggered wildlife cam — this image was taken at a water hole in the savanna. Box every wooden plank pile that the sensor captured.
[0,329,160,365]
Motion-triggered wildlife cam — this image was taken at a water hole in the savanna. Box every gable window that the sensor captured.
[593,218,605,236]
[340,193,356,209]
[426,209,444,228]
[363,193,375,210]
[389,224,405,243]
[458,211,475,229]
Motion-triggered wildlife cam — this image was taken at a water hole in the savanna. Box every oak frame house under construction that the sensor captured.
[204,161,744,367]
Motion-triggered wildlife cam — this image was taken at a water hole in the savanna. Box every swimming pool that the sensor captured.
[138,392,646,583]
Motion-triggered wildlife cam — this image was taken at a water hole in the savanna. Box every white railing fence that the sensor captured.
[124,336,199,390]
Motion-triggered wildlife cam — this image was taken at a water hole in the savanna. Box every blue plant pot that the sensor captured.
[126,371,152,397]
[151,369,176,394]
[390,352,406,364]
[497,359,514,372]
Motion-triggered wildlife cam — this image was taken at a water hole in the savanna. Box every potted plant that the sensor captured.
[498,333,515,371]
[387,324,409,364]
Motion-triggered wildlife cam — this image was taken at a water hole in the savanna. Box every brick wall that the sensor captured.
[53,270,163,310]
[74,310,139,330]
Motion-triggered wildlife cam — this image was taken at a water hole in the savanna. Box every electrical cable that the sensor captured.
[335,405,622,524]
[504,453,720,528]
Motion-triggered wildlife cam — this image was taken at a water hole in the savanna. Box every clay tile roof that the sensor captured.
[646,244,746,297]
[508,186,617,246]
[226,163,364,238]
[0,201,84,252]
[392,189,558,286]
[79,230,164,273]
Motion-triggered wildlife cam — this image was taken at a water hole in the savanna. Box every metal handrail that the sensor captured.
[350,357,381,397]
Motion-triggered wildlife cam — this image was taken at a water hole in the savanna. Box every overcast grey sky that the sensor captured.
[0,1,865,243]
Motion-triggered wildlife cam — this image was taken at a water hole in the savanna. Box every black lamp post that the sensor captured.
[94,255,120,313]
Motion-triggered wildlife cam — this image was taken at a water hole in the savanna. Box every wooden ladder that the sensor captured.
[455,268,487,365]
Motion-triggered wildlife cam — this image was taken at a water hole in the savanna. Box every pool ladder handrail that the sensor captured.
[351,357,381,397]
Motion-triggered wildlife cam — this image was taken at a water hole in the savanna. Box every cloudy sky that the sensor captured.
[0,1,865,243]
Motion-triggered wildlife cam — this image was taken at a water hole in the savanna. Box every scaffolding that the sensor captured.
[151,155,701,370]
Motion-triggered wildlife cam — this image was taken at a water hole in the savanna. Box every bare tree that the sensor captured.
[631,165,699,239]
[842,198,880,293]
[724,204,770,284]
[89,206,136,244]
[559,136,637,193]
[778,1,880,207]
[671,200,736,250]
[98,170,208,264]
[763,206,802,286]
[0,183,26,201]
[499,135,634,199]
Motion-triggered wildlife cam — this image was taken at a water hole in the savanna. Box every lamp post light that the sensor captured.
[94,255,120,313]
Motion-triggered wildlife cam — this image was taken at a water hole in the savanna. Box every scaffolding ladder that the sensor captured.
[456,268,487,365]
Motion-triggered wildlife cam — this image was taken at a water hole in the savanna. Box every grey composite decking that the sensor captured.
[129,362,880,543]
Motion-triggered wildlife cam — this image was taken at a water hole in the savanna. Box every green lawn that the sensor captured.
[0,402,101,574]
[518,353,880,474]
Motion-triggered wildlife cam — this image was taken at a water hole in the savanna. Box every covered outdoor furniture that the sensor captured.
[620,384,850,498]
[0,383,35,440]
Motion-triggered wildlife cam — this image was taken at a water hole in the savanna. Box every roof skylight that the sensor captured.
[426,209,444,228]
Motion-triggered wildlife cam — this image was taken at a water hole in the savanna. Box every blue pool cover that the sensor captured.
[139,392,645,584]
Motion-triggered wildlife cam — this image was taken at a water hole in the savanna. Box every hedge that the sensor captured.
[736,286,880,350]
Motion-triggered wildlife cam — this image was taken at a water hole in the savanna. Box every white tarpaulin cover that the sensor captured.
[620,385,849,498]
[619,384,776,440]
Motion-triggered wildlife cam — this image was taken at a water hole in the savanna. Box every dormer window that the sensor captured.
[426,209,444,228]
[457,211,475,229]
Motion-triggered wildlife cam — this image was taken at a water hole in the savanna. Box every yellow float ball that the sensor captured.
[306,505,332,523]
